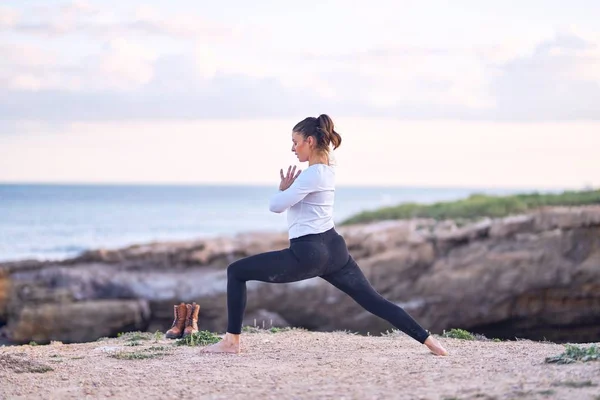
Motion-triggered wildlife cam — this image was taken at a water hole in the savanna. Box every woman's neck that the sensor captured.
[308,152,329,166]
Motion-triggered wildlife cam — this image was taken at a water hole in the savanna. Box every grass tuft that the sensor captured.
[174,331,221,347]
[545,344,599,364]
[117,331,152,342]
[442,329,475,340]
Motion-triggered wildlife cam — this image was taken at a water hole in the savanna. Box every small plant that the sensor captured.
[118,331,152,342]
[148,346,168,351]
[269,327,293,333]
[110,347,169,360]
[538,389,555,396]
[442,329,475,340]
[175,331,221,347]
[242,325,292,334]
[334,329,359,335]
[242,325,262,333]
[111,351,159,360]
[153,330,162,342]
[545,344,599,364]
[27,364,54,373]
[28,341,38,346]
[125,341,141,347]
[552,380,596,388]
[472,394,498,399]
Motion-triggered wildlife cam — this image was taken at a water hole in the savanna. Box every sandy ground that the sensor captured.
[1,329,599,400]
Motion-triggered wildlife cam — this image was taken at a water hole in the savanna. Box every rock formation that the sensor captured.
[1,206,599,344]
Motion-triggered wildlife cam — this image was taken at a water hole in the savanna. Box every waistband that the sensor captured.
[290,227,337,243]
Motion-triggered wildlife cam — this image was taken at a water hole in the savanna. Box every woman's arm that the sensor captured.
[269,168,317,213]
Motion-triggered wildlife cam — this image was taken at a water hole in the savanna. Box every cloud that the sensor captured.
[0,38,158,92]
[0,6,18,29]
[61,0,98,15]
[126,5,232,39]
[0,43,62,91]
[1,2,599,124]
[9,1,99,35]
[9,3,230,40]
[96,38,158,90]
[490,33,600,120]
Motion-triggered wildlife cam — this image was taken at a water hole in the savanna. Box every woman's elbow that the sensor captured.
[269,202,286,213]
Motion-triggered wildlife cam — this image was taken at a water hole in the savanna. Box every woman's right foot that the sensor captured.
[201,339,240,354]
[200,333,241,354]
[424,335,448,356]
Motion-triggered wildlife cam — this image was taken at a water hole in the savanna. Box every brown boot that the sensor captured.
[165,303,187,339]
[183,302,200,338]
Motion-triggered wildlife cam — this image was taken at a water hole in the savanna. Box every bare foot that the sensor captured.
[424,335,448,356]
[200,333,240,354]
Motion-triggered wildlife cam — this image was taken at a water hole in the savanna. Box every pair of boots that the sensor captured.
[166,302,200,339]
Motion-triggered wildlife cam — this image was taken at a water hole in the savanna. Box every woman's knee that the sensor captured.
[227,258,246,280]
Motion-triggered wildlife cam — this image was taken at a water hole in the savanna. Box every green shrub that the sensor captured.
[442,328,476,340]
[545,344,599,364]
[174,331,221,347]
[341,190,600,225]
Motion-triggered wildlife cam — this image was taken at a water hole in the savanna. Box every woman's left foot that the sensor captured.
[424,336,448,356]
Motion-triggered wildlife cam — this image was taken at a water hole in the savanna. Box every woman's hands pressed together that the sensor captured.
[279,165,301,191]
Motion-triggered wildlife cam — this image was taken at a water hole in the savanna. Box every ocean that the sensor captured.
[0,183,533,262]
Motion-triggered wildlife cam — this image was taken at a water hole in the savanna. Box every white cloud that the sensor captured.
[490,33,600,120]
[130,5,229,39]
[0,43,57,67]
[1,2,599,122]
[297,47,497,111]
[62,0,99,15]
[0,37,158,92]
[97,38,158,90]
[0,6,18,29]
[14,1,99,35]
[0,44,63,91]
[10,3,231,41]
[9,74,42,91]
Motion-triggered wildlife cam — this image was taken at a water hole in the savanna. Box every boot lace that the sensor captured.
[170,307,180,328]
[186,305,194,328]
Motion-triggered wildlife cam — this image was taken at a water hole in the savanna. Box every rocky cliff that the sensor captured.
[1,206,599,344]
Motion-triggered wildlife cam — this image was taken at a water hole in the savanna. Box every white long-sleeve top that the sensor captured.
[269,163,336,239]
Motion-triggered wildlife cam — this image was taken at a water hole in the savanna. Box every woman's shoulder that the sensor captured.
[307,163,335,175]
[305,163,335,188]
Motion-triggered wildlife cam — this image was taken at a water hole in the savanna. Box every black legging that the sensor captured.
[226,227,430,343]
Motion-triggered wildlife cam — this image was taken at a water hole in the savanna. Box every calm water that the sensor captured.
[0,183,533,262]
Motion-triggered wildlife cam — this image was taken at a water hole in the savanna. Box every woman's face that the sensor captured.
[291,131,313,163]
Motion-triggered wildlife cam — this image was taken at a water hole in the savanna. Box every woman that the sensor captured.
[202,114,448,356]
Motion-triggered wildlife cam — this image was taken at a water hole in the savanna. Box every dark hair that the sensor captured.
[293,114,342,155]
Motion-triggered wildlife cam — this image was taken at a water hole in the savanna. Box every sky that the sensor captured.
[0,0,599,188]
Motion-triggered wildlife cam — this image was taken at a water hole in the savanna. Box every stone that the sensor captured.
[1,206,599,344]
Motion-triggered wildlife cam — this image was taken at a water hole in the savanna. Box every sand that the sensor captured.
[1,329,599,400]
